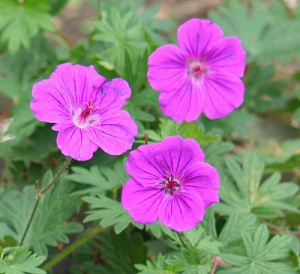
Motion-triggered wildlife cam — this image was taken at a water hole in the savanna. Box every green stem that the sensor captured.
[43,226,103,271]
[177,232,188,249]
[41,156,72,194]
[19,156,72,246]
[19,184,42,246]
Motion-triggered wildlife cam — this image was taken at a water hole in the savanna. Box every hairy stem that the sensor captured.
[41,156,72,194]
[19,156,72,246]
[43,226,103,271]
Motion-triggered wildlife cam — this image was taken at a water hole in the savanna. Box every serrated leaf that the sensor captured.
[123,49,149,92]
[182,264,210,274]
[157,119,219,146]
[244,63,287,113]
[215,152,299,218]
[66,159,129,195]
[218,214,257,247]
[83,195,142,234]
[0,0,55,53]
[210,0,300,63]
[135,253,169,274]
[0,245,45,274]
[182,225,222,256]
[97,231,147,274]
[0,171,83,256]
[93,8,147,70]
[220,225,297,274]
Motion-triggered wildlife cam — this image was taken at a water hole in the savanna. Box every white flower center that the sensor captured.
[188,61,208,81]
[72,100,101,129]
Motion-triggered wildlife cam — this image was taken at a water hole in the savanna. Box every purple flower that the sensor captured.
[147,18,247,123]
[121,136,219,232]
[30,63,138,161]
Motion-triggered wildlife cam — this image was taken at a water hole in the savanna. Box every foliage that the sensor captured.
[215,152,299,218]
[0,0,55,53]
[219,225,297,274]
[0,245,45,274]
[209,0,300,63]
[0,0,299,273]
[0,171,83,256]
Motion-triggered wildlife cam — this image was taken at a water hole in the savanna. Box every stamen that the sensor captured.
[73,99,100,129]
[188,61,208,80]
[160,175,180,195]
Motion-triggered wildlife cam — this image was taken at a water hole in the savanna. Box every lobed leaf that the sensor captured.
[0,245,45,274]
[83,195,142,234]
[0,0,55,53]
[215,151,299,218]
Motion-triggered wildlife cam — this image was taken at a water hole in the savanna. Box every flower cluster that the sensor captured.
[31,18,245,231]
[30,63,138,161]
[121,136,220,232]
[147,18,246,123]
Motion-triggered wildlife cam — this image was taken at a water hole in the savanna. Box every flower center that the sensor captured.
[188,61,207,80]
[161,175,180,195]
[73,99,100,129]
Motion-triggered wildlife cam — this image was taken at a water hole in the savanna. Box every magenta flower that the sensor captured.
[30,63,138,161]
[121,136,219,232]
[147,18,247,123]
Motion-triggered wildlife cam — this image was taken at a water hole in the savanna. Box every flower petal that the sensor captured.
[147,44,188,92]
[159,192,204,231]
[31,63,106,124]
[56,125,98,161]
[31,79,72,124]
[182,162,220,208]
[50,63,106,106]
[177,19,223,60]
[202,74,245,119]
[158,80,205,123]
[121,179,163,224]
[205,37,247,77]
[97,78,132,112]
[154,136,205,178]
[126,142,165,186]
[88,110,137,155]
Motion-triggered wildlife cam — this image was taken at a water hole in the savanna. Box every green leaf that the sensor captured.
[244,63,288,113]
[202,141,234,168]
[218,214,257,247]
[93,8,147,70]
[250,138,300,173]
[201,110,254,139]
[183,225,222,256]
[83,195,143,234]
[154,119,219,146]
[97,0,175,47]
[214,152,299,217]
[135,254,171,274]
[210,0,300,63]
[49,0,68,15]
[0,0,55,53]
[98,231,147,274]
[66,159,129,195]
[123,49,149,92]
[182,264,210,274]
[0,171,83,256]
[219,225,297,274]
[178,122,219,144]
[0,245,45,274]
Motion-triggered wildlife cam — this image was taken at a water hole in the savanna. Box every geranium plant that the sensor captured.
[0,0,299,273]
